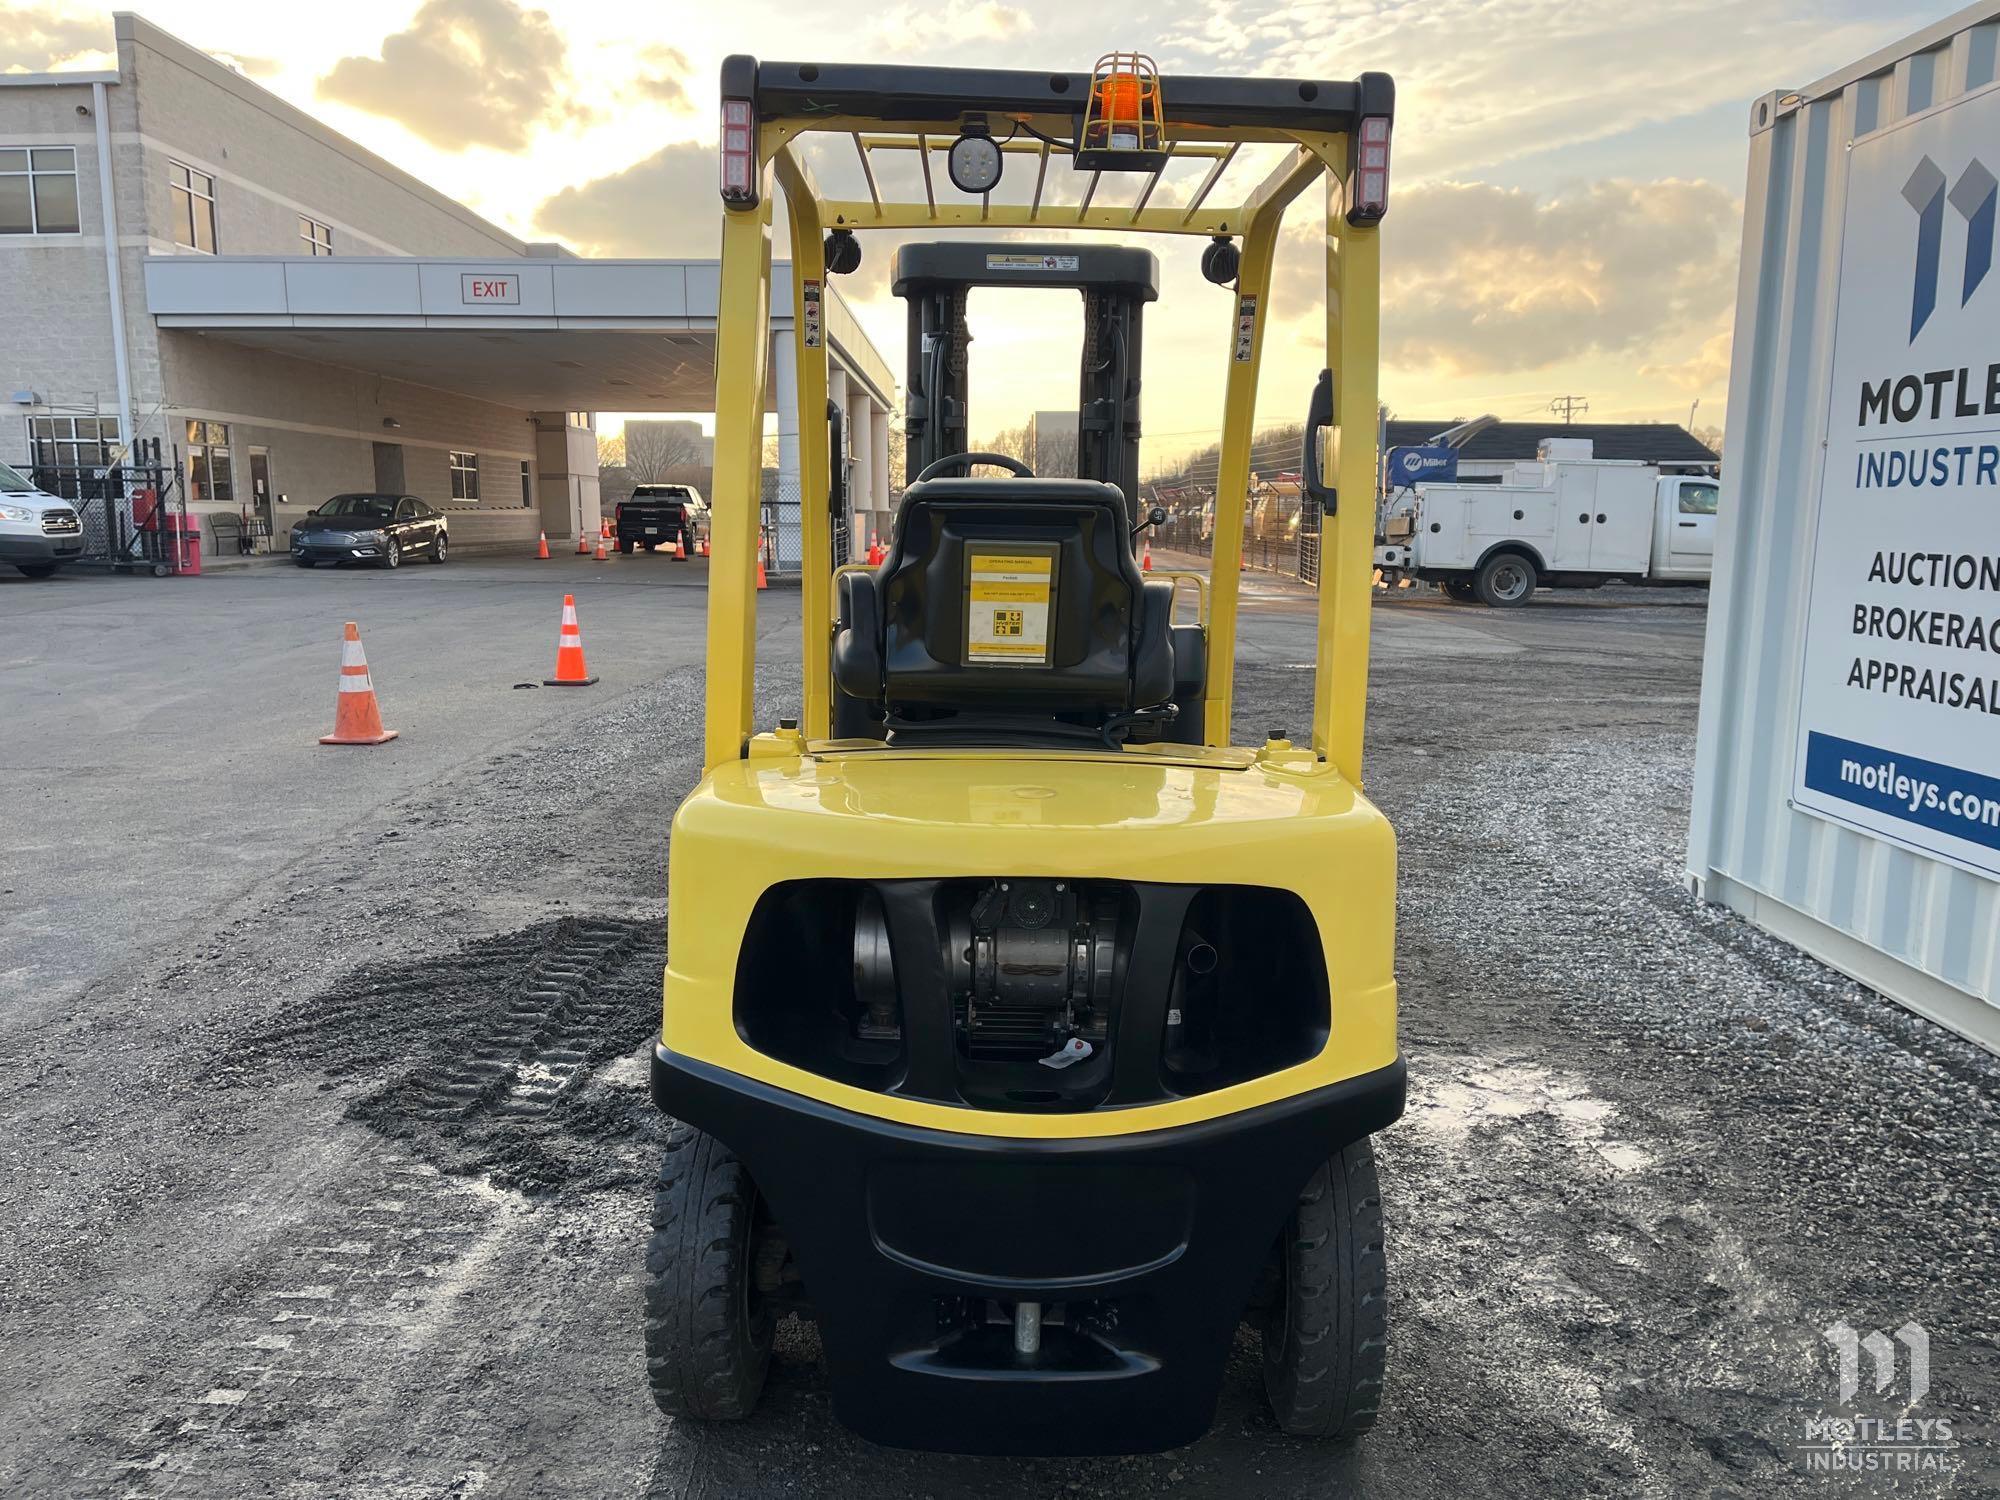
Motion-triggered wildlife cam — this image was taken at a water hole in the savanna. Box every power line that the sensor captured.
[1547,394,1590,424]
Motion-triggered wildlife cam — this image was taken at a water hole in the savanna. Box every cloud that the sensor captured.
[1355,177,1739,378]
[211,51,282,80]
[536,142,725,257]
[0,7,110,71]
[1640,326,1733,395]
[318,0,590,152]
[1154,0,1884,181]
[628,43,692,110]
[867,1,1032,54]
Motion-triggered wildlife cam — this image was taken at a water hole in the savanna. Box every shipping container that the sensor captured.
[1688,1,2000,1051]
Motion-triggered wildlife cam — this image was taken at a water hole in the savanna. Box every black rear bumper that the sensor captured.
[651,1048,1404,1454]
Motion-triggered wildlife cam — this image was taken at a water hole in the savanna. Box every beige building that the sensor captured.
[2,12,894,564]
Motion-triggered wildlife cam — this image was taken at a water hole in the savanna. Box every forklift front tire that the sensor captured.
[644,1122,773,1421]
[1262,1137,1389,1441]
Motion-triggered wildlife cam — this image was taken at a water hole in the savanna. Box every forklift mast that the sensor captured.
[892,243,1159,516]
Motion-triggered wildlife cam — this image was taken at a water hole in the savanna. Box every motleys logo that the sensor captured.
[1905,154,1994,340]
[1826,1320,1928,1406]
[1855,155,1998,426]
[1798,1321,1961,1477]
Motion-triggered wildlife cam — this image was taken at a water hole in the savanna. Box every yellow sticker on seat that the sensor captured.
[967,552,1053,664]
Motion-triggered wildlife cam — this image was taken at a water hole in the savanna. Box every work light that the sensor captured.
[947,128,1003,195]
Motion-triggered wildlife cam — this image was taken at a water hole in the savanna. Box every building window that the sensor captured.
[566,412,591,429]
[168,161,217,253]
[520,459,532,508]
[450,451,480,501]
[0,147,80,235]
[27,415,121,496]
[299,215,333,255]
[185,419,233,505]
[28,414,121,470]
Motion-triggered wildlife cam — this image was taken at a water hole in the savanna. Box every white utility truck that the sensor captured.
[1374,438,1718,606]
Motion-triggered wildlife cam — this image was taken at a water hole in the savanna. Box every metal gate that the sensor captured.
[30,454,191,575]
[1296,496,1323,586]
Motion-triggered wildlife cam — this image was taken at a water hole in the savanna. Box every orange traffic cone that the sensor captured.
[319,621,398,746]
[594,535,609,561]
[575,529,590,555]
[697,535,709,558]
[756,549,768,591]
[601,517,612,540]
[673,533,686,560]
[544,594,598,686]
[1142,538,1153,572]
[537,531,550,560]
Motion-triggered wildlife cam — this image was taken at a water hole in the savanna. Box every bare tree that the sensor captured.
[885,421,906,495]
[596,432,625,470]
[624,421,708,482]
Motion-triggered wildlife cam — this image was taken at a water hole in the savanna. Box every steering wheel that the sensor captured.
[915,451,1036,482]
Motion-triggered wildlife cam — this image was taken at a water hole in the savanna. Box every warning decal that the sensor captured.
[801,278,823,348]
[966,551,1054,664]
[1234,293,1258,362]
[986,253,1080,272]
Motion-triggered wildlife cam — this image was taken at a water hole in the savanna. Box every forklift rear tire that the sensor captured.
[1262,1138,1388,1441]
[1474,552,1536,608]
[644,1122,773,1421]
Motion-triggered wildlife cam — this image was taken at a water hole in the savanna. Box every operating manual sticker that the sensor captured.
[966,552,1054,664]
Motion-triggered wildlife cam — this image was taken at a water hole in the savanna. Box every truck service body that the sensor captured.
[1375,441,1718,605]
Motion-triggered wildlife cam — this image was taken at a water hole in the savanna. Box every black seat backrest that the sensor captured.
[833,475,1176,741]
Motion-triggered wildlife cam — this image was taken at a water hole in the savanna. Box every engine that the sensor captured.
[853,878,1120,1062]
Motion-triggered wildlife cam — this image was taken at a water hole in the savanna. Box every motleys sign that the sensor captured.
[1791,82,2000,878]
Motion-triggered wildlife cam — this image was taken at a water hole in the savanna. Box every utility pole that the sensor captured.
[1548,394,1589,424]
[1687,397,1700,430]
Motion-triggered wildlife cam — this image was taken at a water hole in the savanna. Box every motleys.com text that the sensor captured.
[1839,756,2000,828]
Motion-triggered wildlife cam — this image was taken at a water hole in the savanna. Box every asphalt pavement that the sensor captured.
[1,556,1994,1498]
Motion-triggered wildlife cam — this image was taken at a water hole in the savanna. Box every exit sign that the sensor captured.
[460,273,520,305]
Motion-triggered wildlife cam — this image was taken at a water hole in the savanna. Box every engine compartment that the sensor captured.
[734,877,1328,1111]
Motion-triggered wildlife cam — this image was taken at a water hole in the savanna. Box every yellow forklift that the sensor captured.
[646,52,1400,1455]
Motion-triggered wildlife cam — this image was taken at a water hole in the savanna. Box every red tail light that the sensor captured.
[720,98,758,207]
[1350,116,1390,225]
[615,503,624,520]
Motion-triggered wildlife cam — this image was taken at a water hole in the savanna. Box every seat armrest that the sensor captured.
[1133,580,1176,706]
[832,570,885,703]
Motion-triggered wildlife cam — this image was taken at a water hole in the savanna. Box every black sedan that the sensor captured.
[291,494,448,569]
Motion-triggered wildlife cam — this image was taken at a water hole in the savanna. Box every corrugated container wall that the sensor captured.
[1688,1,2000,1052]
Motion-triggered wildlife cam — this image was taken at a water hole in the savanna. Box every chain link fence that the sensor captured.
[1145,422,1327,582]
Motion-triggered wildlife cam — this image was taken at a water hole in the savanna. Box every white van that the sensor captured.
[0,461,84,579]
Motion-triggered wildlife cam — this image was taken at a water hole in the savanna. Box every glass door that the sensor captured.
[249,448,273,548]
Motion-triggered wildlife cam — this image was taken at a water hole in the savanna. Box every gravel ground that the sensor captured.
[1,567,1995,1497]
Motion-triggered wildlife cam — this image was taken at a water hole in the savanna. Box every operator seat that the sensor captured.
[832,466,1202,746]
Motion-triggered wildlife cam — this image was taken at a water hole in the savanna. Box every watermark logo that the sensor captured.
[1825,1320,1927,1405]
[1798,1319,1959,1477]
[1905,155,1995,340]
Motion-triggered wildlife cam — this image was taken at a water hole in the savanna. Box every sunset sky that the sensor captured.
[6,0,1945,462]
